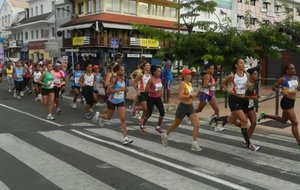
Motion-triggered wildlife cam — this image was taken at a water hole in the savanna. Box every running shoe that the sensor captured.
[248,144,260,151]
[257,112,266,122]
[85,113,92,120]
[17,96,21,99]
[13,93,17,98]
[80,98,85,104]
[209,114,217,126]
[214,125,225,132]
[47,114,55,120]
[140,125,147,134]
[93,112,100,123]
[20,91,24,97]
[8,89,11,93]
[155,127,164,134]
[161,132,168,146]
[90,108,94,113]
[98,118,104,127]
[184,117,191,125]
[71,102,77,109]
[56,107,61,113]
[123,136,133,145]
[191,143,202,152]
[242,141,248,147]
[220,116,228,127]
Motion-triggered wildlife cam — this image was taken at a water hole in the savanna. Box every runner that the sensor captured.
[258,63,300,147]
[38,62,55,120]
[161,68,202,151]
[5,61,14,93]
[32,63,42,102]
[130,63,143,117]
[52,63,65,113]
[0,60,3,83]
[141,65,165,134]
[93,65,102,107]
[80,63,95,119]
[69,63,82,109]
[215,58,260,151]
[93,64,133,145]
[133,62,151,134]
[195,63,224,132]
[13,61,25,99]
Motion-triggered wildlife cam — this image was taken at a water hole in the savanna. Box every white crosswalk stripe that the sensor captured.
[0,118,300,190]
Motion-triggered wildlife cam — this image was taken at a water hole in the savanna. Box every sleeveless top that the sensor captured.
[14,67,24,82]
[72,70,82,87]
[109,78,125,104]
[94,72,102,90]
[139,73,151,91]
[33,71,42,82]
[282,75,299,94]
[83,73,95,87]
[42,71,54,89]
[52,70,65,88]
[202,75,216,96]
[6,67,13,77]
[184,82,194,96]
[148,77,163,98]
[232,72,247,95]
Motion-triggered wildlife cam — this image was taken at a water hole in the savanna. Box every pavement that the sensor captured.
[119,79,300,138]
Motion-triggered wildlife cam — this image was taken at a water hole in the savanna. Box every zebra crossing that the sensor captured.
[0,116,300,190]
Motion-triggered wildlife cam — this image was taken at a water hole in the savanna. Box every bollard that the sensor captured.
[275,90,279,115]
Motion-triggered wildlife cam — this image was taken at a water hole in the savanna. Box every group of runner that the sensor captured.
[1,58,300,150]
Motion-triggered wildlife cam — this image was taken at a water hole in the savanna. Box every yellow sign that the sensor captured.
[140,38,159,48]
[72,37,90,46]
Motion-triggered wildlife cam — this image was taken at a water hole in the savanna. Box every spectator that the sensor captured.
[161,59,173,103]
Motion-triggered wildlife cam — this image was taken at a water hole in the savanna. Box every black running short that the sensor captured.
[175,102,195,120]
[137,92,148,103]
[280,96,295,110]
[107,101,125,110]
[41,88,54,96]
[229,95,245,112]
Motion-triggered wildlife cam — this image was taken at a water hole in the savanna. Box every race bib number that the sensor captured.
[288,80,298,92]
[210,86,215,91]
[16,73,22,79]
[54,78,61,84]
[48,81,54,88]
[155,82,163,91]
[114,91,124,99]
[74,77,80,84]
[248,99,254,108]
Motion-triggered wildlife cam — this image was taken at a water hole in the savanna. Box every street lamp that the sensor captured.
[181,12,199,66]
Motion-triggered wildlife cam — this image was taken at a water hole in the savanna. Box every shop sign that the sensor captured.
[72,36,90,46]
[130,37,159,48]
[127,54,140,58]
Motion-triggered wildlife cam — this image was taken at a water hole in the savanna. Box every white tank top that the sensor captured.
[139,73,151,91]
[233,73,247,95]
[84,73,94,86]
[33,71,42,82]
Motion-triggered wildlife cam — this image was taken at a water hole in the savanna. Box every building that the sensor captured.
[59,0,179,71]
[10,0,56,61]
[0,0,28,59]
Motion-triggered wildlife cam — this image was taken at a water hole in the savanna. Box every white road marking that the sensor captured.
[0,103,64,127]
[0,181,9,190]
[69,129,251,190]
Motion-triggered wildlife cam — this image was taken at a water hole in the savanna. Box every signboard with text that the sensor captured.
[130,37,159,48]
[72,36,90,46]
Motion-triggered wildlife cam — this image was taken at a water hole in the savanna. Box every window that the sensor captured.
[250,18,257,25]
[57,9,61,17]
[41,29,44,38]
[5,16,7,24]
[41,5,43,14]
[36,30,39,39]
[123,0,136,14]
[25,32,28,40]
[238,0,242,2]
[157,5,163,16]
[139,2,149,15]
[62,8,65,17]
[88,0,92,13]
[31,8,33,17]
[1,17,3,26]
[78,2,84,15]
[165,7,171,17]
[171,8,176,17]
[17,33,20,40]
[107,0,120,12]
[21,32,23,40]
[250,0,256,6]
[96,0,103,12]
[52,27,55,37]
[151,4,157,15]
[36,6,38,16]
[66,6,70,16]
[275,5,280,12]
[31,31,34,39]
[8,15,10,23]
[52,1,55,11]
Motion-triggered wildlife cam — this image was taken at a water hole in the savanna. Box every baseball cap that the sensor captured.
[181,68,192,75]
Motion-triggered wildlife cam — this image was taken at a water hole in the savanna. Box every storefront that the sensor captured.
[27,40,50,62]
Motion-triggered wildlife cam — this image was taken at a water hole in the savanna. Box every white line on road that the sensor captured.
[71,129,251,190]
[0,103,64,127]
[0,181,9,190]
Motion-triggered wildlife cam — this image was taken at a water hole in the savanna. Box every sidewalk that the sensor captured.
[119,82,299,138]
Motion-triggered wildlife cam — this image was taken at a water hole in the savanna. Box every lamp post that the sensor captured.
[181,12,199,66]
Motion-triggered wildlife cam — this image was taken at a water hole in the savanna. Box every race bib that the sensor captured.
[48,81,54,88]
[288,80,298,92]
[155,82,163,91]
[54,78,61,84]
[210,86,215,91]
[16,73,22,79]
[248,99,254,108]
[114,91,124,99]
[74,77,80,84]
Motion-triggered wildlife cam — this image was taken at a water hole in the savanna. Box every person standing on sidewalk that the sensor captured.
[195,63,224,132]
[38,62,55,120]
[161,68,202,151]
[133,62,151,134]
[258,63,300,147]
[93,64,133,145]
[161,60,173,103]
[215,58,260,151]
[80,63,96,119]
[140,65,165,134]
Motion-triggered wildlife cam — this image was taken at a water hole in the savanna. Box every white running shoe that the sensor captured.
[17,96,21,99]
[56,107,61,113]
[209,114,217,126]
[248,144,260,151]
[93,112,100,123]
[47,114,55,120]
[71,102,77,109]
[98,118,104,127]
[191,143,202,152]
[161,132,168,146]
[90,108,94,113]
[123,136,133,145]
[214,125,225,132]
[20,91,24,97]
[13,93,17,98]
[8,89,11,93]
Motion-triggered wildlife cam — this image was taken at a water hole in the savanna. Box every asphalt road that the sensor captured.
[0,82,300,190]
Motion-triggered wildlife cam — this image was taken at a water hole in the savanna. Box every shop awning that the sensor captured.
[59,23,93,31]
[102,22,133,30]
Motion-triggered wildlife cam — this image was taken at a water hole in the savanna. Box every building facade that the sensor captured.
[60,0,179,71]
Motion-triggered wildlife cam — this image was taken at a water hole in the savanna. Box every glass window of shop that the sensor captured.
[151,4,157,15]
[88,0,92,13]
[139,2,149,15]
[123,0,136,14]
[107,0,121,13]
[31,31,34,39]
[157,5,163,16]
[171,8,176,17]
[78,2,84,15]
[96,0,103,12]
[165,7,171,17]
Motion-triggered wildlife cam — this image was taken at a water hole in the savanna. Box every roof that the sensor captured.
[20,12,53,25]
[10,0,28,8]
[61,13,178,29]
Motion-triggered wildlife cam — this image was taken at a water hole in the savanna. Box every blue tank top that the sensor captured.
[109,79,125,104]
[14,67,24,82]
[72,70,82,87]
